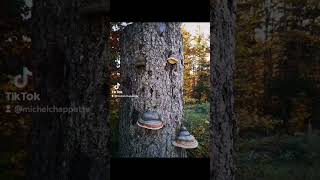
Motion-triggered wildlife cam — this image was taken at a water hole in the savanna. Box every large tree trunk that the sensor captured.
[210,0,237,180]
[119,22,186,157]
[30,0,111,179]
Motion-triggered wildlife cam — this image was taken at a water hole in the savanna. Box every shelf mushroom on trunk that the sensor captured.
[167,56,179,65]
[167,50,179,65]
[137,111,164,130]
[173,126,198,149]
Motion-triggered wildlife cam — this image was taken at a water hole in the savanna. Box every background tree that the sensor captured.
[182,28,194,102]
[236,0,320,135]
[193,31,210,103]
[210,0,237,179]
[273,0,320,132]
[182,26,210,104]
[30,0,111,179]
[0,0,31,178]
[235,1,320,179]
[119,22,187,157]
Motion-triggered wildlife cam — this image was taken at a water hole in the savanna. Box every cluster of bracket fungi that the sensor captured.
[135,53,197,149]
[135,53,179,68]
[137,110,198,149]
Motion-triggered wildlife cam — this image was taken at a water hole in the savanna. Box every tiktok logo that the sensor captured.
[114,82,120,90]
[112,82,123,95]
[8,67,32,88]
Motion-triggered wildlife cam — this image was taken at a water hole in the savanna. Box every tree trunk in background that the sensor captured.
[210,0,236,180]
[119,23,186,157]
[31,0,110,179]
[263,0,274,114]
[311,96,320,129]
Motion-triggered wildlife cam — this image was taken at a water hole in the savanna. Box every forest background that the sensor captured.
[1,0,320,179]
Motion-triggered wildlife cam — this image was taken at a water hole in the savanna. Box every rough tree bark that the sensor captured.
[30,0,111,179]
[210,0,237,180]
[119,22,187,157]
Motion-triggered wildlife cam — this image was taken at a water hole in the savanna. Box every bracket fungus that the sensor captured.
[137,111,164,130]
[167,56,179,65]
[172,126,198,149]
[135,55,146,68]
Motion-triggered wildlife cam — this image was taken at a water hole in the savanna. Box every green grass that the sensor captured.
[2,101,320,179]
[110,102,320,179]
[0,150,26,180]
[184,103,209,126]
[184,102,320,179]
[110,102,211,157]
[236,133,320,180]
[184,102,210,158]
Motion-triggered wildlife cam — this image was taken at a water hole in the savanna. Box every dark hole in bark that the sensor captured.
[150,88,153,96]
[127,77,132,92]
[173,94,176,99]
[141,86,145,93]
[139,43,143,50]
[168,50,173,58]
[131,109,139,125]
[148,70,152,76]
[223,86,228,102]
[227,0,233,12]
[173,65,177,72]
[153,105,157,109]
[165,63,171,71]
